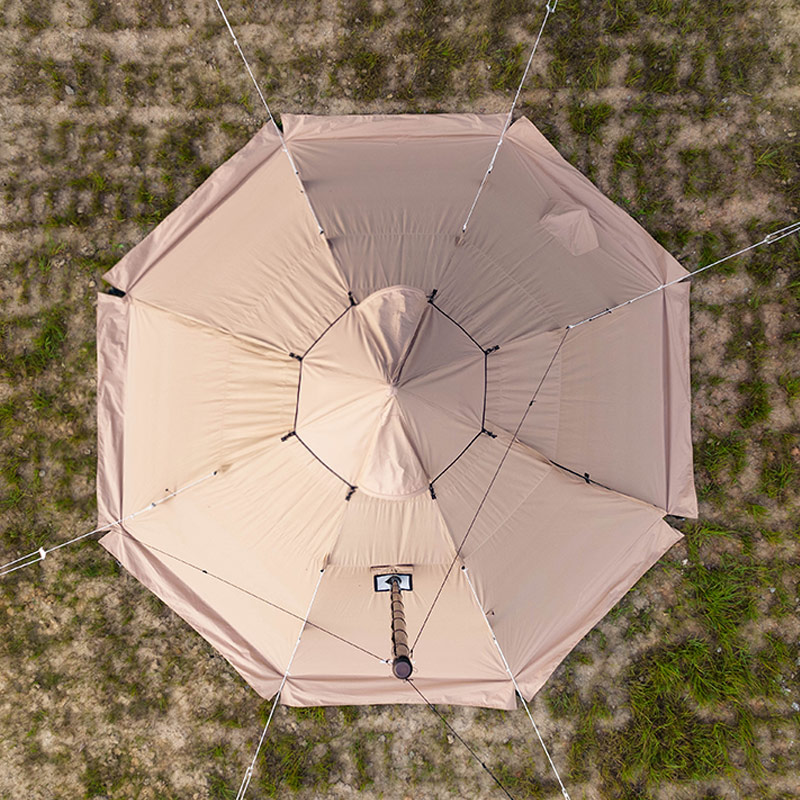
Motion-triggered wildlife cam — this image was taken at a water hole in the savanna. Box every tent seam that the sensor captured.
[129,295,288,357]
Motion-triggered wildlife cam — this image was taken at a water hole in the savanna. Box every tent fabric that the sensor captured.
[97,114,696,708]
[540,202,599,256]
[295,285,486,498]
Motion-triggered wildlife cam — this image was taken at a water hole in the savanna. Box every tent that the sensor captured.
[95,112,697,713]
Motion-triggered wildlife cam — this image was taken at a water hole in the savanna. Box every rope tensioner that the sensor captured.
[0,469,220,579]
[460,0,560,235]
[567,219,800,331]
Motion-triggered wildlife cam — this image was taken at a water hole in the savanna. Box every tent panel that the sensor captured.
[328,490,456,567]
[433,434,682,701]
[120,299,297,516]
[664,284,697,516]
[484,326,564,456]
[468,512,680,701]
[505,117,687,284]
[96,293,129,526]
[108,128,348,355]
[101,527,284,699]
[447,466,681,691]
[284,112,506,142]
[105,124,282,291]
[103,439,350,692]
[283,114,506,299]
[547,288,696,516]
[433,115,691,345]
[388,391,483,488]
[432,239,561,344]
[284,564,515,708]
[433,434,553,559]
[313,233,454,306]
[513,519,681,700]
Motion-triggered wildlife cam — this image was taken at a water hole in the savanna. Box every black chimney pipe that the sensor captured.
[389,576,412,679]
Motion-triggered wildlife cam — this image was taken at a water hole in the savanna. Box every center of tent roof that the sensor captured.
[294,286,486,499]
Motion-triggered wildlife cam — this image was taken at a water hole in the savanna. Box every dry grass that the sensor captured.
[1,0,799,798]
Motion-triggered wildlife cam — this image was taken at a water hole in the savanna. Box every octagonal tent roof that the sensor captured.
[96,114,696,708]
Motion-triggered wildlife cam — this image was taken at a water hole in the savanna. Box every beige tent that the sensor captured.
[96,113,696,710]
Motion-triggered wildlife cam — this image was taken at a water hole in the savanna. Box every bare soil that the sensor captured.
[1,1,799,799]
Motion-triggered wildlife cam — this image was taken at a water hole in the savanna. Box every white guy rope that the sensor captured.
[461,0,559,235]
[463,565,571,800]
[568,219,800,330]
[0,469,219,578]
[234,566,326,800]
[212,0,326,236]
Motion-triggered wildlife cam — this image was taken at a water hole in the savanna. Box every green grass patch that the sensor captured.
[351,738,372,790]
[684,555,760,645]
[695,431,746,505]
[683,521,735,563]
[724,304,768,366]
[397,2,464,101]
[492,761,555,798]
[736,379,772,428]
[292,706,326,723]
[696,229,739,276]
[547,684,581,719]
[623,605,653,641]
[597,629,773,793]
[548,1,621,89]
[339,48,388,102]
[678,147,724,199]
[603,650,730,786]
[20,307,68,377]
[258,732,336,796]
[626,40,680,94]
[759,433,798,501]
[568,692,611,781]
[743,222,800,285]
[778,371,800,401]
[569,102,614,143]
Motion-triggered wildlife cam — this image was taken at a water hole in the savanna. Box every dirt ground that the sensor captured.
[0,0,799,798]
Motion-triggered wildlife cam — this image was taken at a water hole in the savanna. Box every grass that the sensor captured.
[614,649,730,782]
[678,147,724,199]
[777,371,800,401]
[626,40,680,94]
[759,433,799,501]
[736,379,772,428]
[351,738,373,790]
[695,431,746,505]
[591,552,795,793]
[336,47,388,102]
[684,556,760,644]
[258,732,337,796]
[1,0,799,798]
[396,0,465,100]
[569,101,614,142]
